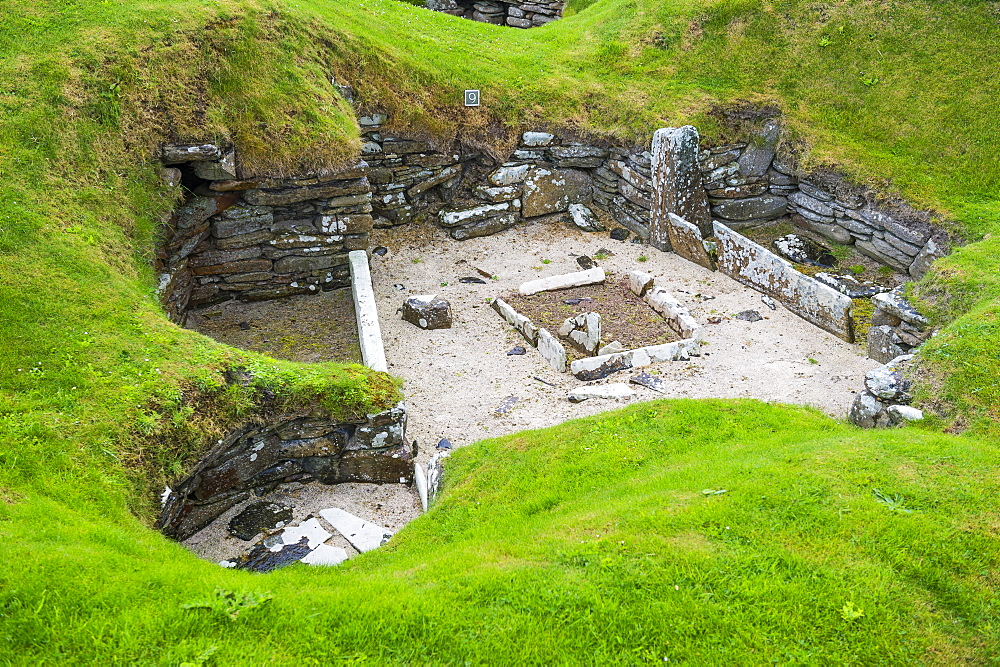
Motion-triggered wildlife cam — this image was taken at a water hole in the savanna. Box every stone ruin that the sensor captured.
[155,110,952,550]
[426,0,564,28]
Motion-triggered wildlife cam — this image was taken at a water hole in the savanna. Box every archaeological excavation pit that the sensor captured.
[153,118,945,571]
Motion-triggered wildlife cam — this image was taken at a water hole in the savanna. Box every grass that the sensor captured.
[3,401,998,662]
[0,0,999,661]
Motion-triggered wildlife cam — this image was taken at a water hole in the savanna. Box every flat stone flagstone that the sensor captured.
[319,507,394,553]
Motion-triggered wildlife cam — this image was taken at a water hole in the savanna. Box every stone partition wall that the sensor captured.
[426,0,564,28]
[157,403,411,541]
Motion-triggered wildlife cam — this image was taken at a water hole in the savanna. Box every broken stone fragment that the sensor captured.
[887,405,924,424]
[610,228,630,241]
[559,312,601,354]
[630,371,668,394]
[627,270,655,298]
[773,234,837,268]
[402,295,452,329]
[598,340,626,356]
[567,383,636,402]
[522,131,555,147]
[568,203,604,232]
[736,310,763,322]
[319,508,393,553]
[576,255,595,270]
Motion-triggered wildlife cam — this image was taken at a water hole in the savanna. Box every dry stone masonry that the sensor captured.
[156,145,373,323]
[158,403,411,541]
[426,0,564,28]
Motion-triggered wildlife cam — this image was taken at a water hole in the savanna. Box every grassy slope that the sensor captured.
[4,401,999,662]
[0,0,998,662]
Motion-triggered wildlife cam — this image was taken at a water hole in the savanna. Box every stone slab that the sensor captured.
[666,213,714,270]
[713,222,854,342]
[300,544,349,566]
[318,508,393,553]
[519,267,606,295]
[491,298,539,345]
[650,126,713,247]
[537,328,568,373]
[349,250,388,372]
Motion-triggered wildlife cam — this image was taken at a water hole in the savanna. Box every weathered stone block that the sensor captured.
[537,328,567,373]
[568,203,603,232]
[162,143,222,163]
[439,201,518,227]
[737,119,781,178]
[521,167,592,218]
[402,295,453,329]
[711,195,788,222]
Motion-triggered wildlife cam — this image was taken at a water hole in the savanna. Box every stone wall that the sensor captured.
[157,403,411,541]
[426,0,564,28]
[692,121,949,279]
[867,287,932,363]
[156,145,373,322]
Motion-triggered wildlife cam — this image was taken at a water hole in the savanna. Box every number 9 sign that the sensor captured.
[464,89,480,107]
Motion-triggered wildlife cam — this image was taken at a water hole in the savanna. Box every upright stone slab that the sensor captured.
[650,126,713,248]
[666,213,714,270]
[713,223,855,342]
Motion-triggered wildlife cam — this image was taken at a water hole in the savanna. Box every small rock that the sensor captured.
[238,321,251,330]
[610,228,630,241]
[736,310,763,322]
[596,247,614,257]
[761,296,777,311]
[562,297,594,305]
[459,276,487,284]
[402,295,452,330]
[371,246,388,257]
[864,365,911,401]
[436,438,453,450]
[393,284,406,291]
[495,395,518,416]
[507,346,527,355]
[630,371,668,394]
[707,316,723,324]
[631,237,643,244]
[567,383,636,402]
[576,255,596,270]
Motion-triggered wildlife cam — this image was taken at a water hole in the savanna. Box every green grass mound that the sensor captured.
[2,400,997,662]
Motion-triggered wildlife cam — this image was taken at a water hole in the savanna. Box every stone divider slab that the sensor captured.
[519,267,606,295]
[713,222,854,342]
[349,250,388,372]
[666,213,714,270]
[492,298,566,372]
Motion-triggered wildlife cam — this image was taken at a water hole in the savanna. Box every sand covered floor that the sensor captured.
[368,219,880,466]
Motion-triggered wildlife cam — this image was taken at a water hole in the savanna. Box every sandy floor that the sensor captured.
[182,217,880,565]
[369,219,880,467]
[183,481,421,564]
